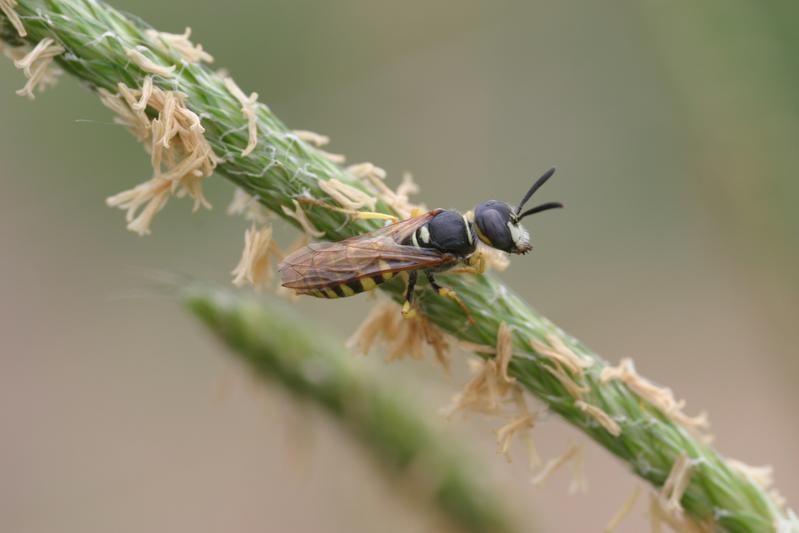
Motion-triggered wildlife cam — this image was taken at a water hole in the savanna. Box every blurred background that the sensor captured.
[2,1,798,531]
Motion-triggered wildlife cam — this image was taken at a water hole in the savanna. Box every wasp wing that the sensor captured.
[279,209,454,290]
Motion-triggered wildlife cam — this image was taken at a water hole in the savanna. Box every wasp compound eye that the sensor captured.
[474,201,517,252]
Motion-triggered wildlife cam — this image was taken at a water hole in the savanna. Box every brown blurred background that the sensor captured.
[1,1,797,531]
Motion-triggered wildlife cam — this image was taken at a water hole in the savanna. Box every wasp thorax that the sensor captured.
[474,200,531,254]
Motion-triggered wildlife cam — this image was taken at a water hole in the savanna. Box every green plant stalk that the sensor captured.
[184,287,520,533]
[3,2,795,531]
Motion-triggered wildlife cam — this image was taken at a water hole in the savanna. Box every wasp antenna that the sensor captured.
[518,201,564,220]
[516,167,557,215]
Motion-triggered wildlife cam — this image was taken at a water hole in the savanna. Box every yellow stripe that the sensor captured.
[323,288,339,298]
[474,223,492,246]
[340,284,356,297]
[378,260,394,281]
[360,277,377,291]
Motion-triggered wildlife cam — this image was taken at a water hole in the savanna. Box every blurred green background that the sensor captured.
[2,1,797,531]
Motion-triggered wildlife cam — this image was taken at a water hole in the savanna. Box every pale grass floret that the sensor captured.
[604,485,641,532]
[531,443,588,494]
[145,27,213,64]
[281,199,325,238]
[12,37,63,99]
[575,400,622,437]
[0,0,26,36]
[125,47,176,77]
[293,129,330,147]
[223,77,259,156]
[231,224,279,289]
[319,179,377,211]
[102,79,219,235]
[600,358,709,434]
[227,188,272,224]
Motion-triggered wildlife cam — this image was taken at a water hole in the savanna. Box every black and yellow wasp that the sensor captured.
[279,168,562,320]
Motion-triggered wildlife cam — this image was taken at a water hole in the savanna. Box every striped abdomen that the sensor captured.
[301,270,395,299]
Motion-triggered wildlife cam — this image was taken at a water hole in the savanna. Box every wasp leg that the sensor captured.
[296,197,398,222]
[425,272,476,325]
[448,251,486,275]
[401,271,418,319]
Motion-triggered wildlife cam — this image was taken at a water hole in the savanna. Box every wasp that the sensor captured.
[279,167,562,321]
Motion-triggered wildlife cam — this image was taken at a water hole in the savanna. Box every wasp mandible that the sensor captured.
[279,167,563,322]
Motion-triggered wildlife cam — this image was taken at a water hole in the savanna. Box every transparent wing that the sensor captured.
[279,210,455,289]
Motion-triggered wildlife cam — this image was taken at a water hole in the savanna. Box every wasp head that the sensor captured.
[473,167,563,255]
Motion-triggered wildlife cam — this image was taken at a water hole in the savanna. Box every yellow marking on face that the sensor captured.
[474,223,492,246]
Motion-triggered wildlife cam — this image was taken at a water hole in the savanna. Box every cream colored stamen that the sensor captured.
[125,47,176,77]
[281,199,325,238]
[575,400,621,437]
[103,81,218,235]
[600,358,709,433]
[145,27,213,64]
[12,37,63,99]
[727,458,774,490]
[320,149,346,164]
[347,300,451,371]
[496,322,515,384]
[227,188,272,224]
[224,77,259,156]
[231,224,277,289]
[530,334,593,377]
[293,129,330,147]
[604,486,641,532]
[0,0,26,36]
[319,178,377,211]
[543,360,589,399]
[660,454,693,516]
[531,443,587,494]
